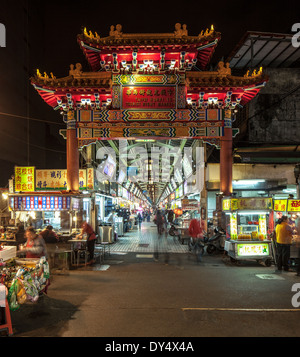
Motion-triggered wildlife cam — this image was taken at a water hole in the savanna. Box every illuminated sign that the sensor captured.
[86,168,94,190]
[259,215,267,237]
[287,199,300,212]
[14,166,35,192]
[237,243,269,256]
[122,86,176,110]
[222,199,230,211]
[230,212,237,240]
[35,169,93,190]
[274,199,287,212]
[222,198,238,211]
[237,198,272,210]
[181,199,199,210]
[9,196,71,211]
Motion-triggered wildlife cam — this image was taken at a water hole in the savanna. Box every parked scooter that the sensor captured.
[168,217,183,237]
[206,227,226,254]
[169,223,180,236]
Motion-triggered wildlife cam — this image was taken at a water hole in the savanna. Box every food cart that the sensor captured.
[172,198,200,244]
[223,197,275,266]
[273,198,300,265]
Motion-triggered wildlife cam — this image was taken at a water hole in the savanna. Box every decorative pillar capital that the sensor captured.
[224,109,232,128]
[66,110,76,129]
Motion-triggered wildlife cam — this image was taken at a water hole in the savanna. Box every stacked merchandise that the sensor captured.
[0,257,50,311]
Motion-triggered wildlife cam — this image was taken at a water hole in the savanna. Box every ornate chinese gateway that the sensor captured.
[31,24,267,194]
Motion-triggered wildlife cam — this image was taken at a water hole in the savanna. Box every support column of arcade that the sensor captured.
[218,111,233,228]
[220,112,233,197]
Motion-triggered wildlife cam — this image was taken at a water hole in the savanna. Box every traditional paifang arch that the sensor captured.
[31,24,267,198]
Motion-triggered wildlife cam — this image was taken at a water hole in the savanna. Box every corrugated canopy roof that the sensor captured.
[227,31,300,69]
[93,138,198,205]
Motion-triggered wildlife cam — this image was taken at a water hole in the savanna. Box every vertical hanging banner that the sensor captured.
[86,168,94,190]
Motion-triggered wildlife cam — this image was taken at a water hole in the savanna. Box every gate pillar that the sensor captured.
[66,111,79,191]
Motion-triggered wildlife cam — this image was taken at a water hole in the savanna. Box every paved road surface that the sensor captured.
[3,222,300,342]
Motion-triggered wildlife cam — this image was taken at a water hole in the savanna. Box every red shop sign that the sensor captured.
[122,86,176,110]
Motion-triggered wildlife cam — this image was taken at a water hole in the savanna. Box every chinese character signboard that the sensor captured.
[122,86,176,110]
[237,198,272,210]
[230,212,237,240]
[13,167,95,192]
[14,166,35,192]
[182,199,199,210]
[86,168,94,190]
[222,199,230,211]
[273,199,287,212]
[222,198,238,211]
[35,169,94,191]
[35,169,68,190]
[237,243,269,256]
[259,215,267,237]
[287,199,300,212]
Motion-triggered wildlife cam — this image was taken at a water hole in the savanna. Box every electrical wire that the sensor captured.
[247,83,300,122]
[0,128,66,154]
[0,111,64,126]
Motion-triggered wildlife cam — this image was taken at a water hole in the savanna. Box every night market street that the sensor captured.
[6,223,300,338]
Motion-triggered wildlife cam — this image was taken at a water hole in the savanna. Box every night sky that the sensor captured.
[31,0,299,73]
[0,0,299,186]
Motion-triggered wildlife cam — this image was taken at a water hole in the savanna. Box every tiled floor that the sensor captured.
[108,221,189,253]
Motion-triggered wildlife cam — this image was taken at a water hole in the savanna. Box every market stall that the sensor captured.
[170,198,201,244]
[223,197,275,266]
[8,193,84,238]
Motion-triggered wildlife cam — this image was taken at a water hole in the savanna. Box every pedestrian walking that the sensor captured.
[137,212,143,230]
[275,215,293,272]
[163,210,168,234]
[154,210,164,235]
[153,210,169,264]
[167,209,174,224]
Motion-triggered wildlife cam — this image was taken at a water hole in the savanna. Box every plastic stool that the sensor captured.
[0,299,13,336]
[63,250,73,270]
[94,246,104,263]
[101,242,111,257]
[77,249,89,266]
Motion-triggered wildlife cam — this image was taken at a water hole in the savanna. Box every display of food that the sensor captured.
[236,233,266,241]
[0,256,50,311]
